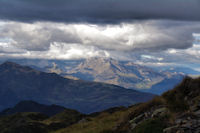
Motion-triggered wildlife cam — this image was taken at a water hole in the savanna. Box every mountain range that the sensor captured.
[45,58,185,94]
[0,61,154,113]
[1,57,189,95]
[0,76,199,133]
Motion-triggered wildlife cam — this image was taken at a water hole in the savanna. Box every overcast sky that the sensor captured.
[0,0,200,70]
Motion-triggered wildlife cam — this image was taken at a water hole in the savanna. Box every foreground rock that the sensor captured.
[113,77,200,133]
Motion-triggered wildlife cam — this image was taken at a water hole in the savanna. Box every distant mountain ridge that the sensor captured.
[57,58,184,94]
[66,58,164,88]
[0,100,66,116]
[0,61,155,113]
[0,58,186,94]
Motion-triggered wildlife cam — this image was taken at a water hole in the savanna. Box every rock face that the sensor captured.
[66,58,163,89]
[162,77,200,133]
[62,58,184,94]
[113,77,200,133]
[163,104,200,133]
[128,105,169,132]
[128,106,200,133]
[163,112,200,133]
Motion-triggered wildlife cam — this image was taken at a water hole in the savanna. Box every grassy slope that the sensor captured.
[52,77,200,133]
[0,77,199,133]
[53,107,130,133]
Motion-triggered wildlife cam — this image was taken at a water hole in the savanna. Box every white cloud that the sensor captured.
[0,19,200,69]
[168,49,177,54]
[184,44,200,58]
[1,20,200,52]
[44,43,110,59]
[0,42,110,59]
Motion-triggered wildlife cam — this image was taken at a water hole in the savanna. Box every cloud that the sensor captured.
[1,20,200,53]
[0,22,82,51]
[0,0,200,23]
[141,55,163,61]
[0,19,200,70]
[136,44,200,68]
[0,0,199,70]
[0,42,110,59]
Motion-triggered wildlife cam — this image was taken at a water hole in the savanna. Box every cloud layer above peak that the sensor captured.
[0,20,200,53]
[0,0,200,70]
[0,0,200,23]
[0,20,199,67]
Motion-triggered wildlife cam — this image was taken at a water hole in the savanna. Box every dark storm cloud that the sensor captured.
[0,0,200,23]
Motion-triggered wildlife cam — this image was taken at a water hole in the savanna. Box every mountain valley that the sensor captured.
[0,61,154,113]
[0,58,188,95]
[0,77,199,133]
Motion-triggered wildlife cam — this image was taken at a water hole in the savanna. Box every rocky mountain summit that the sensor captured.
[59,57,184,94]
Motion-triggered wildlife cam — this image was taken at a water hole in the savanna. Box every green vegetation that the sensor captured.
[44,109,83,131]
[163,88,189,112]
[133,117,167,133]
[53,109,129,133]
[0,112,48,133]
[162,77,194,112]
[128,96,165,119]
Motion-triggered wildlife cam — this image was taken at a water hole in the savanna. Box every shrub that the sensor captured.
[132,117,167,133]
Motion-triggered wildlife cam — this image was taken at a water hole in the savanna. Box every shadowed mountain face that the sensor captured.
[0,61,155,113]
[0,101,66,116]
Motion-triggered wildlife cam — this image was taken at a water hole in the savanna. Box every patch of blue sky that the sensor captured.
[0,38,12,43]
[193,33,200,44]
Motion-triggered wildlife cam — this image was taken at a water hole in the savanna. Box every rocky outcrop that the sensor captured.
[114,77,200,133]
[164,104,200,133]
[129,105,168,131]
